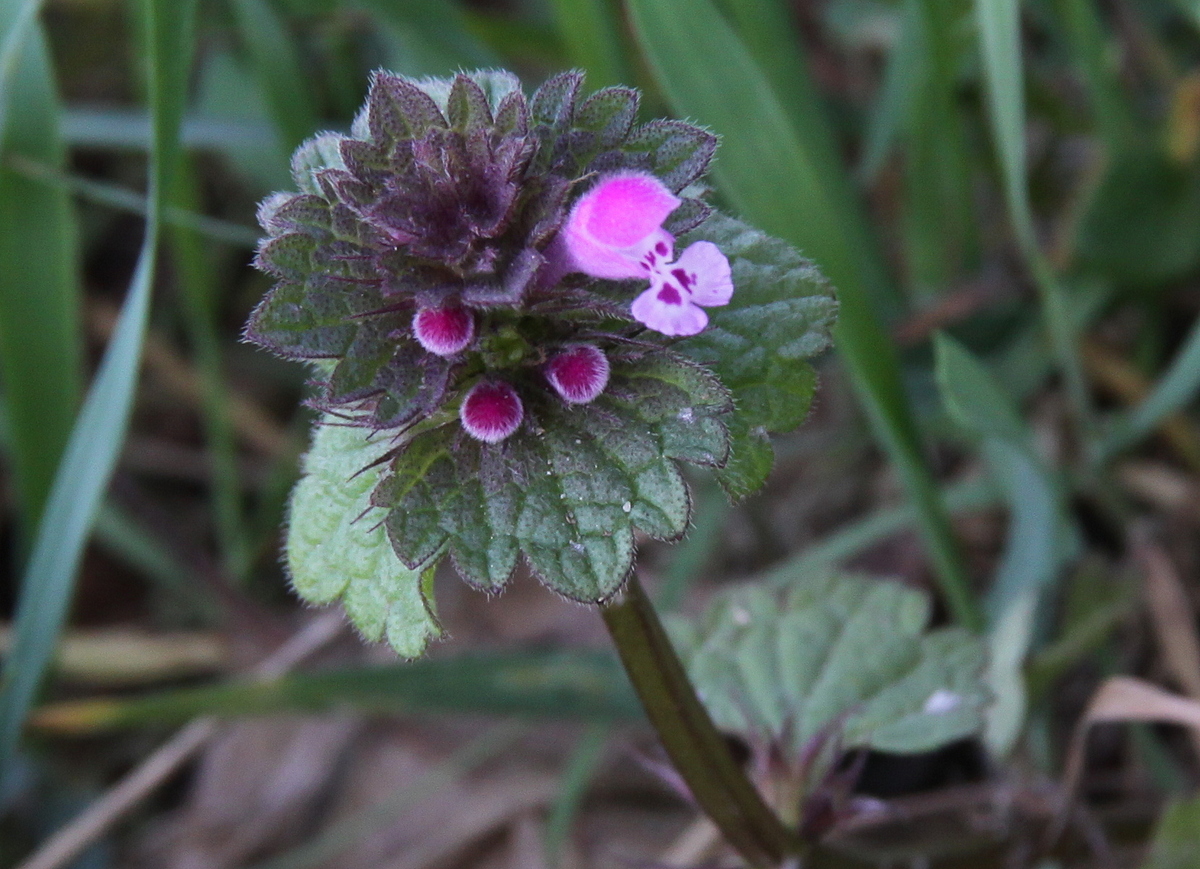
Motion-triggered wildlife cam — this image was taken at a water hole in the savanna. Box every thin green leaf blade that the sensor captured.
[0,23,81,536]
[1104,315,1200,459]
[0,0,197,775]
[934,334,1073,755]
[547,0,628,88]
[32,651,642,732]
[229,0,318,151]
[973,0,1096,454]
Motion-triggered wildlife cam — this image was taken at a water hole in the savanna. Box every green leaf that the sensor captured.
[935,335,1073,755]
[669,574,988,767]
[377,353,729,602]
[288,417,440,657]
[0,21,81,537]
[0,0,196,778]
[32,650,641,732]
[676,213,835,496]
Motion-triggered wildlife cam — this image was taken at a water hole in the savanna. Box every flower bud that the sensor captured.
[460,380,523,443]
[413,304,475,356]
[545,344,610,405]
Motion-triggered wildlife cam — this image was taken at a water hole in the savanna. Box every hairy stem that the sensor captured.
[601,573,802,867]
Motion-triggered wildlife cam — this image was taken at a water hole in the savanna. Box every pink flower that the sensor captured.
[545,344,610,404]
[460,381,523,443]
[561,171,733,337]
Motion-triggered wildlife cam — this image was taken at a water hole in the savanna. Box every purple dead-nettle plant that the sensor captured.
[246,68,845,865]
[245,68,837,654]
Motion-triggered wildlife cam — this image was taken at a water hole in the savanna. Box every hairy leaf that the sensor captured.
[668,573,988,766]
[288,418,440,657]
[376,352,729,601]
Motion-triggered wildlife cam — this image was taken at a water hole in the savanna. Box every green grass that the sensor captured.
[8,0,1200,860]
[0,0,197,777]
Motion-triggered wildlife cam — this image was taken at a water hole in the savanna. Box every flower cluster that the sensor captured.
[247,70,728,448]
[248,69,838,623]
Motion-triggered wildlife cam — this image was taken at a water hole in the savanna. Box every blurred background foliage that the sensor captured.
[4,0,1200,865]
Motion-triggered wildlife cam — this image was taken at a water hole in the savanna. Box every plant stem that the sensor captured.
[601,573,801,867]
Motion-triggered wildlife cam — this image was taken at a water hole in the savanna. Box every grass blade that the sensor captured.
[898,0,976,301]
[7,153,258,246]
[0,0,42,138]
[544,723,609,868]
[973,0,1094,435]
[62,107,276,154]
[762,476,998,585]
[358,0,499,76]
[229,0,318,151]
[1050,0,1136,152]
[547,0,628,88]
[0,22,81,537]
[859,0,924,182]
[32,651,642,733]
[1102,314,1200,461]
[935,334,1073,755]
[627,0,980,629]
[0,0,197,776]
[169,160,251,579]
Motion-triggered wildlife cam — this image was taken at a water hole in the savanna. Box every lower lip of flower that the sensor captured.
[460,380,524,443]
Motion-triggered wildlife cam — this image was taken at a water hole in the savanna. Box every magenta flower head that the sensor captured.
[245,69,837,649]
[559,172,734,336]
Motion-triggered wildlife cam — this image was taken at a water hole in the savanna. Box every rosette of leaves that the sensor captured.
[667,574,988,826]
[246,69,837,655]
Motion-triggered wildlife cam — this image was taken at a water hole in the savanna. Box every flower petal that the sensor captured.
[579,173,681,248]
[562,172,680,280]
[631,280,709,336]
[670,241,733,307]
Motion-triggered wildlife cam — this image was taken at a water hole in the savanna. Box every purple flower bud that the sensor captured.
[545,344,611,404]
[460,380,523,443]
[413,304,475,356]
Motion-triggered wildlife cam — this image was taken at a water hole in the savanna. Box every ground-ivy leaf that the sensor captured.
[668,573,988,775]
[288,418,440,657]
